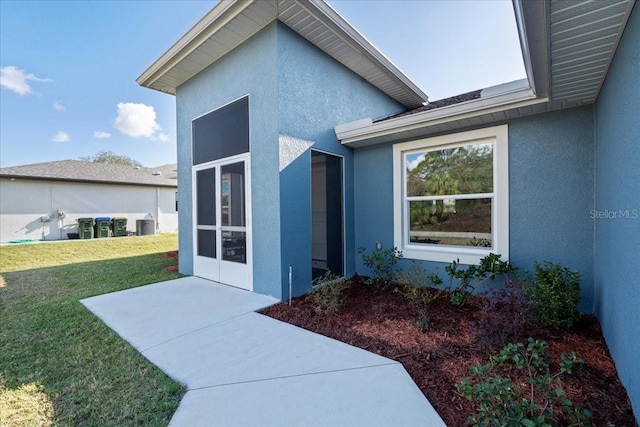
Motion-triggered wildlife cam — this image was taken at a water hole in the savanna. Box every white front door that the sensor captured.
[193,154,252,290]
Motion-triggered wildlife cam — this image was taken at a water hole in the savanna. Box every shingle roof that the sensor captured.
[0,160,178,188]
[376,89,483,122]
[151,163,178,179]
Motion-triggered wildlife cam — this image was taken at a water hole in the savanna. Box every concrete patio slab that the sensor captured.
[81,276,278,351]
[81,277,446,426]
[169,364,443,427]
[143,312,394,389]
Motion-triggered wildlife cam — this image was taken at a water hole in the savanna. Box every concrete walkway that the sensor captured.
[81,277,446,426]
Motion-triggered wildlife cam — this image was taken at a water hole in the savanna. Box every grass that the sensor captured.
[0,234,184,426]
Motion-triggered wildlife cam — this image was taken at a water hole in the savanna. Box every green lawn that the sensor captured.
[0,234,185,426]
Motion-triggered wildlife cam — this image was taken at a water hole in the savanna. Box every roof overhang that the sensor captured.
[336,0,636,148]
[137,0,428,109]
[0,175,178,188]
[336,80,548,147]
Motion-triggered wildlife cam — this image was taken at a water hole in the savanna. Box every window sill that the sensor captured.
[401,245,507,266]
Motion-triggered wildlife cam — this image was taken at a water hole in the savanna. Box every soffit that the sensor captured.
[137,0,428,109]
[337,0,637,148]
[548,0,635,108]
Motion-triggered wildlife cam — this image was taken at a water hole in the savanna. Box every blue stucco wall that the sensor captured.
[354,107,596,312]
[354,142,395,253]
[509,106,595,312]
[594,4,640,420]
[276,23,404,298]
[175,24,282,297]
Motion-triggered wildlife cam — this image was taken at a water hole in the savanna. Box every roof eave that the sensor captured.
[137,0,428,108]
[308,0,428,106]
[337,87,546,147]
[0,175,178,188]
[512,0,549,98]
[136,0,256,94]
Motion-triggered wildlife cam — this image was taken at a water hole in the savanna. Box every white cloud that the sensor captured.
[53,101,66,111]
[52,131,70,143]
[93,131,111,139]
[155,133,169,142]
[113,102,167,140]
[0,66,52,96]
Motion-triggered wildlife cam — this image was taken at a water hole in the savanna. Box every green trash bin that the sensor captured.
[94,217,112,238]
[77,218,94,239]
[111,217,128,237]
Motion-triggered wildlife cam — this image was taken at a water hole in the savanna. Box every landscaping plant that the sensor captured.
[358,246,402,290]
[528,261,581,329]
[445,253,513,306]
[394,261,443,332]
[456,337,592,426]
[476,277,534,351]
[306,270,348,315]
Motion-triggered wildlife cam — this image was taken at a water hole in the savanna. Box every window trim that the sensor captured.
[393,125,509,265]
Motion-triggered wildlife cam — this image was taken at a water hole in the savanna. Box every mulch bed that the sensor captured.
[160,250,179,271]
[160,250,179,259]
[260,276,637,426]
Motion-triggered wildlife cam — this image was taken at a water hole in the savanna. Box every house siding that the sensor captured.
[175,23,280,296]
[175,22,403,299]
[276,22,404,298]
[0,179,177,242]
[594,3,640,420]
[509,106,595,313]
[354,106,596,312]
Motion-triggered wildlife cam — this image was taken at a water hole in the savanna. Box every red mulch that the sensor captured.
[160,250,179,259]
[260,276,638,426]
[160,250,178,271]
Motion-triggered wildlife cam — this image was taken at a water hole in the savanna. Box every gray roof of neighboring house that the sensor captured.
[0,160,178,188]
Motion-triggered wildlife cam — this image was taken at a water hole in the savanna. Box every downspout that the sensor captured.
[156,187,160,232]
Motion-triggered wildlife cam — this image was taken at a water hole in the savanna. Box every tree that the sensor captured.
[80,150,142,167]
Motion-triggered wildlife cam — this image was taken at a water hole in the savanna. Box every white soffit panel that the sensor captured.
[549,0,635,106]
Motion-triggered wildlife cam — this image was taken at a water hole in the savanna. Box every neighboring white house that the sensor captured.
[0,160,178,243]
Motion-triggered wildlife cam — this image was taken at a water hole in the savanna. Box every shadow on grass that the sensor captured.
[0,252,185,426]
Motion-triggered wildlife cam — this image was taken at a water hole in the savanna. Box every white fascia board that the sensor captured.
[308,0,429,104]
[480,78,529,98]
[136,0,254,90]
[512,0,536,94]
[337,87,548,146]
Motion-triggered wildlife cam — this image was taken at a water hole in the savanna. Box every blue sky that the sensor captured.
[0,0,524,168]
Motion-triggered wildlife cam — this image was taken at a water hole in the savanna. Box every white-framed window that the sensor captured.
[393,125,509,265]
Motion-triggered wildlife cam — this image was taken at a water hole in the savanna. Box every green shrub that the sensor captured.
[528,261,581,329]
[394,262,443,333]
[445,253,513,306]
[475,278,534,351]
[306,270,348,315]
[456,338,592,426]
[395,261,443,302]
[358,246,402,290]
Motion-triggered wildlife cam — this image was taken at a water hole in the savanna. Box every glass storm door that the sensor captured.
[193,155,251,290]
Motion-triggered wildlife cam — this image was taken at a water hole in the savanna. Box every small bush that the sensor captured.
[358,246,402,290]
[394,262,443,333]
[306,270,348,315]
[528,261,581,329]
[456,337,592,426]
[445,253,513,306]
[416,307,431,332]
[475,278,534,351]
[395,261,443,303]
